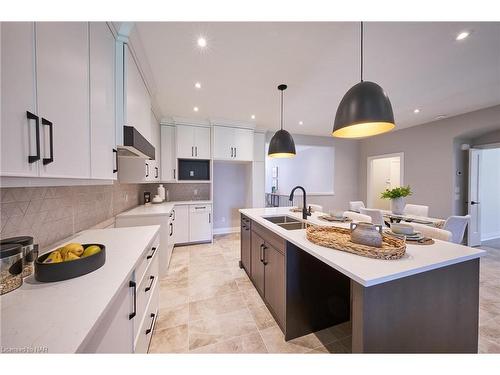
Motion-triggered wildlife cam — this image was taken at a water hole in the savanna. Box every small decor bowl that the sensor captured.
[34,244,106,282]
[391,223,414,235]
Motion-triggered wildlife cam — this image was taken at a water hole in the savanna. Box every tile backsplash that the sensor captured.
[0,182,142,251]
[0,181,211,252]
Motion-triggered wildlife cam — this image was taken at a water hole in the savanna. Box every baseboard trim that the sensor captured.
[481,231,500,241]
[213,226,239,235]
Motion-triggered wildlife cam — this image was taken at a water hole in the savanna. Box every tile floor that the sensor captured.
[149,233,500,354]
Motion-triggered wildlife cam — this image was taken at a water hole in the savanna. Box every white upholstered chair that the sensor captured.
[443,215,470,244]
[406,222,453,242]
[349,201,365,213]
[344,211,372,223]
[359,208,385,226]
[404,204,429,217]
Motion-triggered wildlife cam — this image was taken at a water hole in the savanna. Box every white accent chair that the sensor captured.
[406,222,453,242]
[349,201,365,213]
[344,211,372,223]
[404,204,429,217]
[443,215,470,244]
[359,208,385,226]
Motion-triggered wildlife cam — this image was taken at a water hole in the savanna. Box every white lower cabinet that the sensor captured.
[173,204,212,245]
[82,233,160,353]
[173,205,190,244]
[189,204,212,242]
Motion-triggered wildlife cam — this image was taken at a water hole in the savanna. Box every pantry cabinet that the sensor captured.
[160,125,177,181]
[0,22,117,181]
[176,125,211,159]
[213,125,254,161]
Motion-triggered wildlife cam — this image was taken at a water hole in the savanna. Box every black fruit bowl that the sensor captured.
[34,244,106,282]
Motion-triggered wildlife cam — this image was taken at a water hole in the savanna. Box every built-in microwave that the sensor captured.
[178,159,210,181]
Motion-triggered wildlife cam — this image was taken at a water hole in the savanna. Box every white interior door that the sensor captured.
[468,148,482,246]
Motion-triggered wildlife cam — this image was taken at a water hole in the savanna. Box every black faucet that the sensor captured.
[289,186,311,220]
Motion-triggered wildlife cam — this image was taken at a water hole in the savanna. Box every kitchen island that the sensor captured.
[239,207,485,353]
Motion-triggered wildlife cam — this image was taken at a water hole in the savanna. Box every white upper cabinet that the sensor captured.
[36,22,90,178]
[1,22,38,177]
[90,22,117,180]
[125,45,151,143]
[213,125,254,161]
[160,125,176,182]
[176,125,211,159]
[253,132,266,162]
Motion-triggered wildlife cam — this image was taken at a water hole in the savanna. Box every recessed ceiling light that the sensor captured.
[456,31,471,41]
[193,106,199,112]
[197,37,207,48]
[299,121,303,125]
[251,115,256,120]
[194,82,201,89]
[413,109,420,114]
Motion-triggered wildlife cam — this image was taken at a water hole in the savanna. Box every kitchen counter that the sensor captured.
[116,200,212,218]
[239,207,484,287]
[0,226,160,353]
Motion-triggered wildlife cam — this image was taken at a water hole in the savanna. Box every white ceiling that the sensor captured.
[135,22,500,136]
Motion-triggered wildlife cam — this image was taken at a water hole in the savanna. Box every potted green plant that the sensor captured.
[380,186,412,215]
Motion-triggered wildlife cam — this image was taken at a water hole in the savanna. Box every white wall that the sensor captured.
[213,162,252,232]
[480,148,500,240]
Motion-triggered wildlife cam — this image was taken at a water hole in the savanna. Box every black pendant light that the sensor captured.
[332,22,395,138]
[268,84,296,158]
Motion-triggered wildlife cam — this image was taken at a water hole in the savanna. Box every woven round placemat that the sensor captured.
[306,226,406,260]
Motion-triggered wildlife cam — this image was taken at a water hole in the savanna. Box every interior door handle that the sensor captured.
[41,118,54,165]
[27,111,40,163]
[471,201,480,205]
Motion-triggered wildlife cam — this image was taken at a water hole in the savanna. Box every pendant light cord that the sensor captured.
[280,89,284,130]
[360,21,364,82]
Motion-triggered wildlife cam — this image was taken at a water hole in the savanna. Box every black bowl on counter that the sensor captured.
[34,244,106,282]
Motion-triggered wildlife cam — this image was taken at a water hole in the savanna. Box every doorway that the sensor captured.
[468,146,500,247]
[367,153,404,210]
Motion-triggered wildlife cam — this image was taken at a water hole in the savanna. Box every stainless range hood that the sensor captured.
[117,126,155,159]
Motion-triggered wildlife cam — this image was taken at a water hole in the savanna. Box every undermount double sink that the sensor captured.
[264,215,310,230]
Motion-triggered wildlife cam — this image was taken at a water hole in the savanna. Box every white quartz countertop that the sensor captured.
[116,200,212,218]
[0,226,160,353]
[239,207,485,287]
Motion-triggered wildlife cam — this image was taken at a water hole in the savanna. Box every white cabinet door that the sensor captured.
[36,22,90,178]
[1,22,39,177]
[125,45,151,142]
[189,204,212,242]
[194,126,211,159]
[213,126,234,160]
[253,132,265,162]
[160,125,176,181]
[234,128,254,161]
[90,22,116,180]
[150,110,160,167]
[176,125,195,159]
[173,205,190,244]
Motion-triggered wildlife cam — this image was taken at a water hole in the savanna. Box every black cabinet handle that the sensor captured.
[172,209,176,221]
[145,313,156,335]
[230,147,234,158]
[209,212,211,223]
[173,168,176,179]
[471,201,480,205]
[145,275,155,292]
[155,166,158,178]
[145,163,149,177]
[234,147,237,158]
[262,245,268,265]
[147,247,157,260]
[195,146,198,157]
[259,244,264,263]
[41,118,54,165]
[169,222,173,236]
[191,146,194,157]
[27,111,40,163]
[129,281,137,319]
[113,149,118,173]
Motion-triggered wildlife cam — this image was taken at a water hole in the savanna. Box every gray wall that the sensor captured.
[266,132,360,213]
[359,105,500,219]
